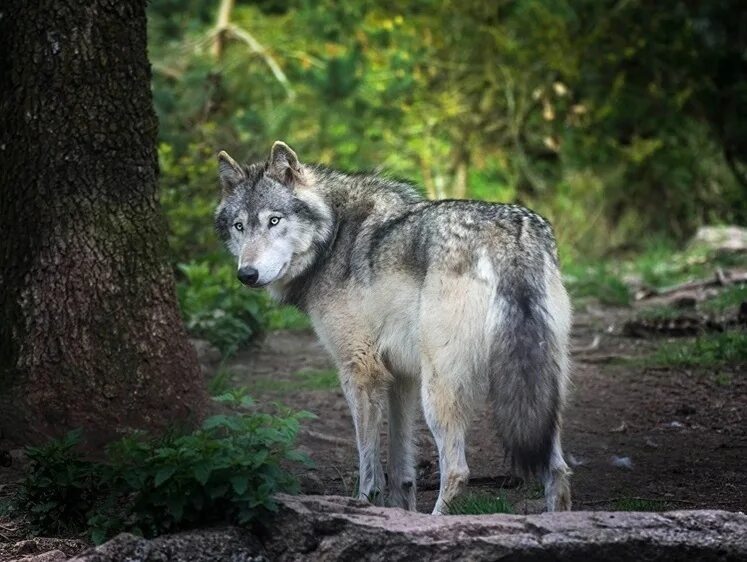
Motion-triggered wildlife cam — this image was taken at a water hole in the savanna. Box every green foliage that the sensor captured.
[20,430,101,535]
[447,492,513,515]
[176,261,310,356]
[263,306,312,331]
[177,261,264,356]
[648,331,747,368]
[633,305,683,322]
[19,397,312,543]
[248,368,339,393]
[563,262,630,306]
[628,244,747,289]
[207,367,234,396]
[147,0,747,325]
[700,285,747,314]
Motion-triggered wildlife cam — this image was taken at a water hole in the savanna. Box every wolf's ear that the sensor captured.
[217,150,245,193]
[267,141,302,186]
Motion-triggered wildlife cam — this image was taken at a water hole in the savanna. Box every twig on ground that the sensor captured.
[572,335,601,353]
[301,429,353,447]
[637,269,747,300]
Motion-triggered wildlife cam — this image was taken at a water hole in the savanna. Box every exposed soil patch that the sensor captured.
[225,307,747,514]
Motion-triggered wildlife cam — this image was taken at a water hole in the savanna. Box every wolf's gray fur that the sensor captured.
[215,142,572,513]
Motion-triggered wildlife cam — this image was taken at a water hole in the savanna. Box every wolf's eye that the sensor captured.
[268,217,281,227]
[233,222,244,232]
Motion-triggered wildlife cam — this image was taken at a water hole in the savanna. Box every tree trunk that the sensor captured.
[0,0,207,446]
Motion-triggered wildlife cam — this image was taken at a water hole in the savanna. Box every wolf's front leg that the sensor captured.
[340,369,387,505]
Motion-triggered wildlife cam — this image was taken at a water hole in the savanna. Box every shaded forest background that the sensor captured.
[149,0,746,351]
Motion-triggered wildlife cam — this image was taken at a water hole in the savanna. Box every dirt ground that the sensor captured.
[1,304,744,560]
[228,306,747,515]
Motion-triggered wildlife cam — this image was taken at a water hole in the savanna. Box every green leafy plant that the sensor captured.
[207,367,235,396]
[176,260,312,356]
[176,261,265,356]
[20,430,102,535]
[19,395,313,543]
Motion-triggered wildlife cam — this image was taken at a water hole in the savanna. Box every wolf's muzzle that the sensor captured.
[237,266,260,286]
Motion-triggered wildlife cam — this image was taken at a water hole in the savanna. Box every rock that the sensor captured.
[189,339,222,369]
[17,549,69,562]
[262,495,747,561]
[64,495,747,561]
[68,527,267,562]
[1,538,88,561]
[690,225,747,253]
[609,455,634,470]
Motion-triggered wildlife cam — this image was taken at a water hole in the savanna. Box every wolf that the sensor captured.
[214,141,572,514]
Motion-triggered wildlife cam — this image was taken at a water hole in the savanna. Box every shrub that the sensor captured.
[21,430,102,535]
[176,261,266,356]
[176,260,311,356]
[18,393,312,543]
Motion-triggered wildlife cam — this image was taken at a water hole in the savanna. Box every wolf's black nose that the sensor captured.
[237,266,259,286]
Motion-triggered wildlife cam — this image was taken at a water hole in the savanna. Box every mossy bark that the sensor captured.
[0,0,207,446]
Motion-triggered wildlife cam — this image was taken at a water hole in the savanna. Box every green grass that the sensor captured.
[700,285,747,314]
[564,263,631,306]
[647,331,747,367]
[714,372,733,387]
[628,243,747,289]
[612,497,669,511]
[634,305,685,321]
[248,368,339,393]
[563,243,747,308]
[446,492,513,515]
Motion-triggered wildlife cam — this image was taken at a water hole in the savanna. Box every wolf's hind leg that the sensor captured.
[340,367,387,505]
[387,375,418,510]
[421,364,472,515]
[543,432,572,511]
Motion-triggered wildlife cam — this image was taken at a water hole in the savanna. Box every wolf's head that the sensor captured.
[214,141,334,289]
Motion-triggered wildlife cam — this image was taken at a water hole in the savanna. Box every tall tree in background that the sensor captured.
[0,0,206,445]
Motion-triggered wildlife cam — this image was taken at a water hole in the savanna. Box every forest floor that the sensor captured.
[225,301,747,515]
[1,288,745,560]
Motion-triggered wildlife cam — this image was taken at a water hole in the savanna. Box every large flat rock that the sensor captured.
[67,494,746,561]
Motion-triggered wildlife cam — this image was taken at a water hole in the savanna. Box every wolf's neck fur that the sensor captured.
[269,165,422,307]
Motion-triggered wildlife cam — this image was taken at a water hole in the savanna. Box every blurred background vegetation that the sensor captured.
[148,0,747,354]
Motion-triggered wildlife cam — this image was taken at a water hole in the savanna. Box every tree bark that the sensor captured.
[0,0,206,446]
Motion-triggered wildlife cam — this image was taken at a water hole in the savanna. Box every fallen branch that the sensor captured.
[300,429,353,447]
[572,335,601,353]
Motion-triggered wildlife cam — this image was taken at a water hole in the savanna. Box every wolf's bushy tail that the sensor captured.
[489,263,567,477]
